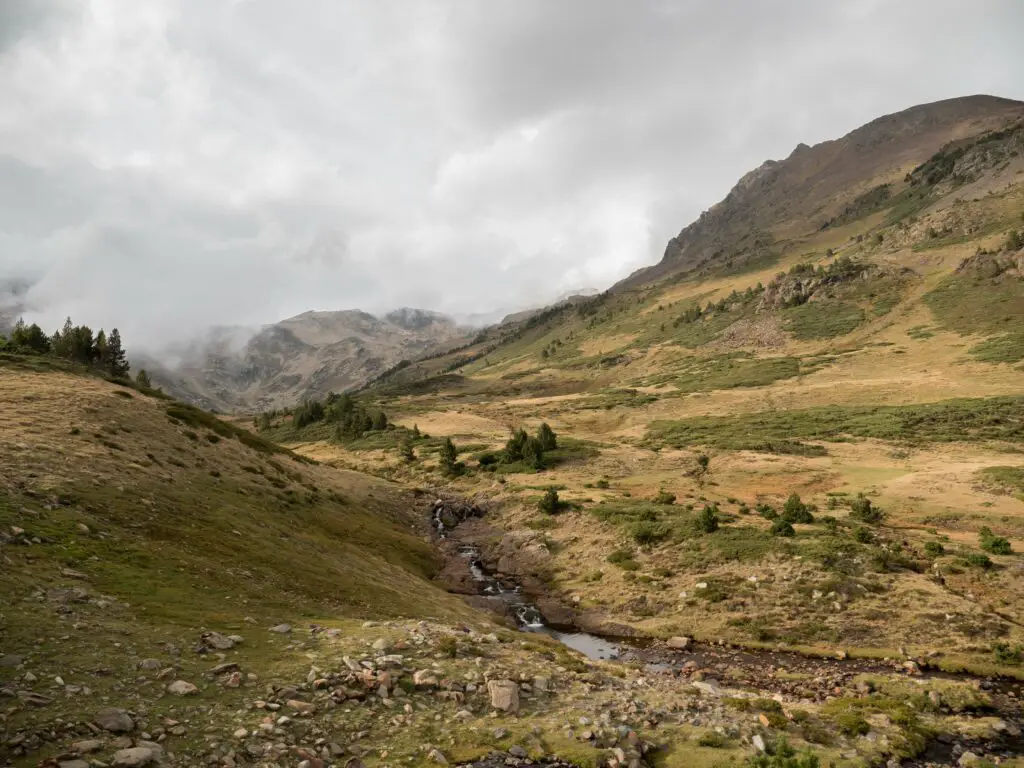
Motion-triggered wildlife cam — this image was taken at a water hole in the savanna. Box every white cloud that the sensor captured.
[0,0,1022,349]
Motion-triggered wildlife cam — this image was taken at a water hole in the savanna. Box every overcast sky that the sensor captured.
[2,0,1023,348]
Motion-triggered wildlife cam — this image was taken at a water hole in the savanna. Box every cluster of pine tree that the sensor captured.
[497,422,558,470]
[282,391,391,440]
[2,316,142,382]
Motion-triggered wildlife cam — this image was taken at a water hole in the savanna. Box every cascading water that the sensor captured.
[434,500,619,659]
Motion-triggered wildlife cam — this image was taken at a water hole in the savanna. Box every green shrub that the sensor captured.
[924,541,945,557]
[832,711,870,736]
[608,549,640,571]
[849,494,884,524]
[965,553,993,569]
[993,642,1023,665]
[757,503,778,520]
[979,526,1013,555]
[538,487,567,515]
[772,519,795,538]
[653,490,676,505]
[782,493,814,524]
[853,527,874,544]
[630,521,670,546]
[696,504,720,534]
[748,737,820,768]
[697,732,730,748]
[595,479,610,489]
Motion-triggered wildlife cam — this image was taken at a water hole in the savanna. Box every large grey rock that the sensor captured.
[269,623,292,634]
[487,679,519,713]
[95,707,135,733]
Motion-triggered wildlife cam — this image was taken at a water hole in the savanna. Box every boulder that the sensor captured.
[487,679,519,713]
[95,707,135,733]
[666,636,691,650]
[269,623,292,634]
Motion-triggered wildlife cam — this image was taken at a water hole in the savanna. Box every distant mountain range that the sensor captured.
[140,308,473,412]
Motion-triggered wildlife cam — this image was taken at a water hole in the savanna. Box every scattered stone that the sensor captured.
[17,690,53,706]
[166,679,199,696]
[428,748,448,764]
[752,734,767,752]
[61,567,89,580]
[233,727,249,739]
[202,631,235,650]
[666,636,690,650]
[95,707,135,733]
[287,699,316,715]
[509,746,528,759]
[758,713,771,727]
[72,739,105,754]
[691,680,723,697]
[269,623,292,634]
[695,582,708,589]
[958,752,980,768]
[372,638,390,651]
[112,745,161,766]
[0,654,23,667]
[487,679,520,713]
[414,670,439,687]
[138,658,161,671]
[59,760,90,768]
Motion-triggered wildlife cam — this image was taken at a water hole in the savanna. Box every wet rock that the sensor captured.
[95,707,135,733]
[59,760,90,768]
[487,679,519,713]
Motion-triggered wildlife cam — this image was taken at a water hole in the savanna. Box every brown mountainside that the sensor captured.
[620,94,1024,288]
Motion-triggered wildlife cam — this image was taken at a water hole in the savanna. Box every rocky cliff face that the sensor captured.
[619,95,1024,288]
[145,308,472,412]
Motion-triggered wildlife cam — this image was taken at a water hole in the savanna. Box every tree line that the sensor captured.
[1,316,151,386]
[256,391,391,440]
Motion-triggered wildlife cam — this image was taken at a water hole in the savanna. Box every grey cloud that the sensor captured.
[1,0,1022,351]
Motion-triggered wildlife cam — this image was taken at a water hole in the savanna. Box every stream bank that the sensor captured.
[431,496,1024,765]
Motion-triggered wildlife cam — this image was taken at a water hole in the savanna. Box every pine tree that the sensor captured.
[537,422,558,451]
[52,317,74,358]
[400,437,415,462]
[94,329,109,368]
[134,369,152,389]
[11,319,51,353]
[439,438,458,474]
[107,328,130,378]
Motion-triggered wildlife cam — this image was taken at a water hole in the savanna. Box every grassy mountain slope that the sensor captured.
[292,97,1024,670]
[0,357,494,764]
